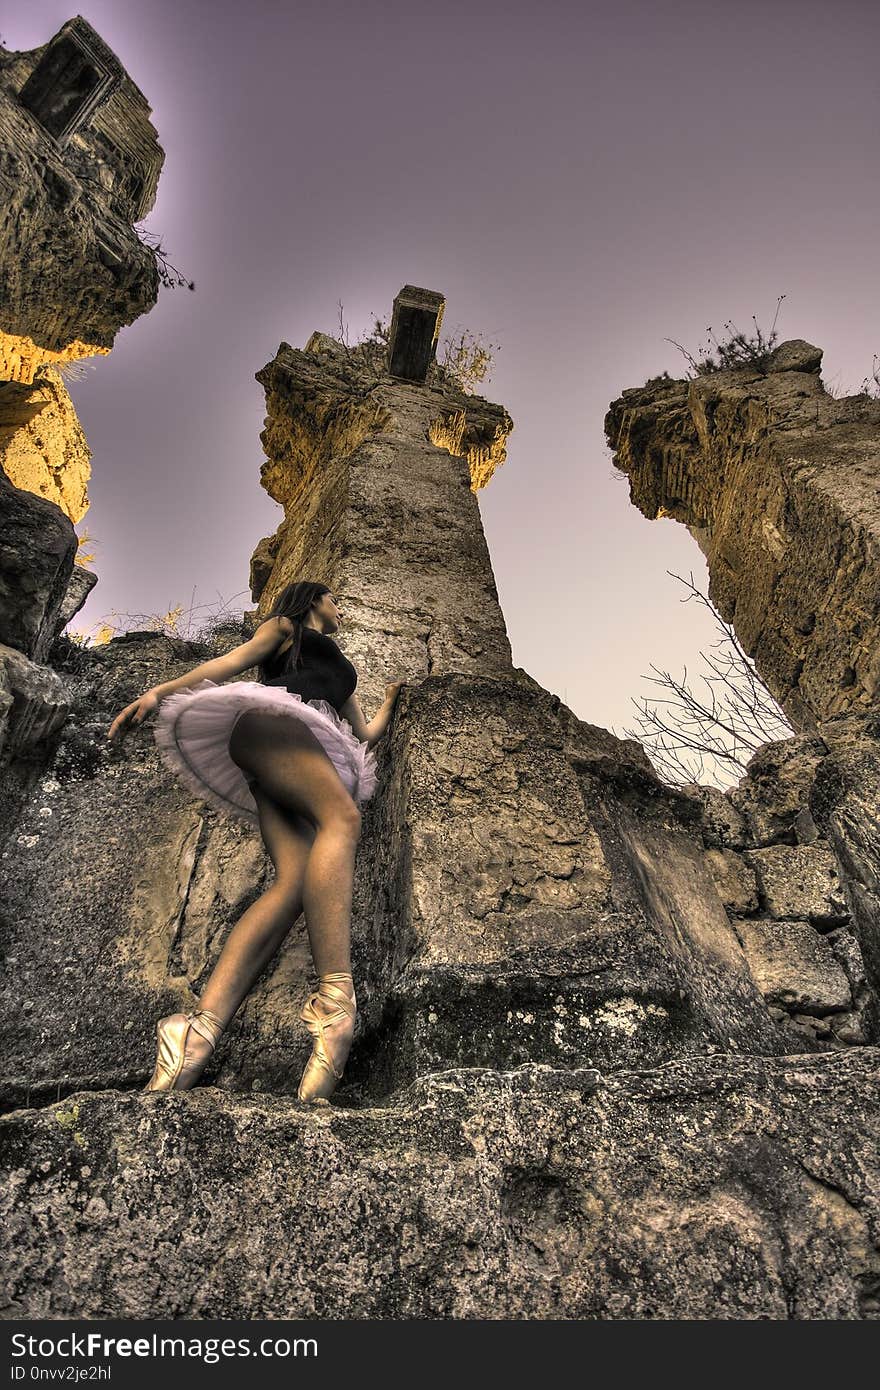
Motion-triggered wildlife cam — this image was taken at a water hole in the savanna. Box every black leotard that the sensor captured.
[263,626,357,715]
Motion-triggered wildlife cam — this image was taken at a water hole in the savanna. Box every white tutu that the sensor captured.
[153,678,379,826]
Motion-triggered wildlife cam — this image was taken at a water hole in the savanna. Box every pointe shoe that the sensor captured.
[297,972,356,1104]
[144,1008,226,1092]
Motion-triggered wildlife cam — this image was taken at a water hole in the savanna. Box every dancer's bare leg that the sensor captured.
[179,787,316,1071]
[225,712,361,1068]
[228,712,361,966]
[199,788,314,1018]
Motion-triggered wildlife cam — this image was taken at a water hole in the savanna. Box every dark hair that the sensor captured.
[257,580,331,684]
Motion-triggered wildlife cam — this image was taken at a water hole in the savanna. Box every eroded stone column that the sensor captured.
[250,306,514,705]
[0,17,163,375]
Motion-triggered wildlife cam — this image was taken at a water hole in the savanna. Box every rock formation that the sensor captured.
[0,16,165,762]
[605,344,880,1045]
[605,341,880,730]
[1,300,879,1317]
[0,17,163,380]
[0,366,91,521]
[250,285,513,692]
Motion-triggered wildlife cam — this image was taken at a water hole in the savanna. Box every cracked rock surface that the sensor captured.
[2,1052,878,1319]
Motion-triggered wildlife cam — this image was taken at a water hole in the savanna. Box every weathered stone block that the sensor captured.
[0,643,69,758]
[825,926,870,998]
[703,847,759,913]
[0,367,91,522]
[54,563,98,635]
[809,723,880,1017]
[0,469,76,662]
[764,340,823,375]
[743,843,849,925]
[387,285,444,382]
[18,19,123,144]
[829,1011,869,1045]
[729,734,830,846]
[345,673,793,1098]
[682,781,749,849]
[734,918,852,1015]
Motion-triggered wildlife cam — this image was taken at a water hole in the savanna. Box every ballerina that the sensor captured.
[107,579,405,1104]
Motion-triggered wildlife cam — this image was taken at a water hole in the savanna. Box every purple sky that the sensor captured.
[10,0,880,772]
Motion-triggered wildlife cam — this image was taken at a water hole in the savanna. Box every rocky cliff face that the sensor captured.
[0,365,91,521]
[605,340,880,731]
[0,19,162,379]
[2,309,879,1318]
[0,16,164,767]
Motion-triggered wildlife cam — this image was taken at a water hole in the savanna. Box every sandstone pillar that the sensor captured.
[605,341,880,729]
[250,309,514,702]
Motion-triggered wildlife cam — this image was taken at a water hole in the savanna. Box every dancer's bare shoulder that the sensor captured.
[215,616,295,677]
[254,615,294,642]
[256,614,295,656]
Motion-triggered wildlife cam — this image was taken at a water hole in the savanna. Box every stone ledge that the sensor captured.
[2,1049,878,1318]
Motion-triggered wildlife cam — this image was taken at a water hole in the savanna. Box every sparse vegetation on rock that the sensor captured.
[666,294,786,377]
[133,224,195,291]
[66,590,250,652]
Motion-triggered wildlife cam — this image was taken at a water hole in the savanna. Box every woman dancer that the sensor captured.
[107,580,405,1104]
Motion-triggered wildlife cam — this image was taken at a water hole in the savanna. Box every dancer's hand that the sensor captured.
[107,692,160,742]
[385,680,407,706]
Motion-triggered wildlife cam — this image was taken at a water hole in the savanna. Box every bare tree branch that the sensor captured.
[621,570,794,791]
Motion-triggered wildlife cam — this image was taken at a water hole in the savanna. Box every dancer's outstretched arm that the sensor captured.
[107,615,291,742]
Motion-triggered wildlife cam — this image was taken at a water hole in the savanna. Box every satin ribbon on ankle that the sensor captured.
[298,973,356,1096]
[186,1008,226,1049]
